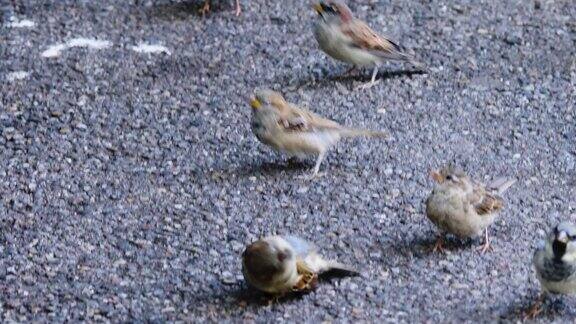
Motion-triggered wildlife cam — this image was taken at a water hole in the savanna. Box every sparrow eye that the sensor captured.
[277,249,292,262]
[277,251,287,262]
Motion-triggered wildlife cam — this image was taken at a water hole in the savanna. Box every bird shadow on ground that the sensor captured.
[285,69,427,92]
[144,1,218,20]
[498,292,575,321]
[383,233,481,258]
[229,160,312,179]
[219,273,358,310]
[217,287,312,310]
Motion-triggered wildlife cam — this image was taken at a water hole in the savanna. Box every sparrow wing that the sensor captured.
[284,236,360,276]
[487,177,516,195]
[283,235,317,258]
[469,186,504,215]
[341,20,412,61]
[292,260,318,291]
[276,105,344,133]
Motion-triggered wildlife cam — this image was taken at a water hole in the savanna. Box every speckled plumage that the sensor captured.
[250,89,387,176]
[242,235,359,294]
[425,166,515,252]
[313,1,424,88]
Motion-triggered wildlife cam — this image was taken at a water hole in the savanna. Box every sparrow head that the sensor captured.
[242,237,294,282]
[250,89,287,112]
[549,222,576,262]
[313,1,353,22]
[430,165,469,188]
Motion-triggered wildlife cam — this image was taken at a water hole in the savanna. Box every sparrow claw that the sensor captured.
[524,301,543,320]
[355,79,381,91]
[198,0,210,16]
[476,241,493,254]
[477,229,492,254]
[430,236,445,253]
[300,171,326,181]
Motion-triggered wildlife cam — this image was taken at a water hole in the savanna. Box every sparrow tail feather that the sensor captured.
[384,50,426,71]
[324,261,360,276]
[340,129,388,139]
[489,178,517,195]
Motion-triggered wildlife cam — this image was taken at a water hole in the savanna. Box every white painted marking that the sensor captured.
[41,38,112,58]
[41,43,67,58]
[7,18,35,28]
[131,43,171,55]
[67,38,112,49]
[6,71,30,82]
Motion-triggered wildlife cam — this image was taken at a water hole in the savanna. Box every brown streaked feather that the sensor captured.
[292,272,318,291]
[296,259,315,276]
[271,101,344,133]
[292,260,318,291]
[341,20,401,54]
[278,116,307,132]
[472,190,504,215]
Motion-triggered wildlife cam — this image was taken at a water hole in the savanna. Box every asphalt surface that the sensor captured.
[1,0,575,322]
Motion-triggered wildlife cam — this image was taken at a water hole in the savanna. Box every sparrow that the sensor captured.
[199,0,241,16]
[527,222,576,318]
[425,165,516,253]
[242,235,359,295]
[313,1,424,89]
[250,89,387,178]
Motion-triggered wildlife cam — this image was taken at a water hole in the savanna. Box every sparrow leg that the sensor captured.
[310,151,327,178]
[356,66,381,90]
[477,228,493,253]
[199,0,210,16]
[431,235,445,253]
[235,0,241,16]
[369,65,379,84]
[524,293,545,320]
[343,66,358,75]
[268,294,283,305]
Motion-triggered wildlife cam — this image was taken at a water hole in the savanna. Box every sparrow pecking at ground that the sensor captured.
[313,1,424,89]
[199,0,241,16]
[425,165,516,253]
[250,89,387,178]
[527,222,576,318]
[242,235,359,295]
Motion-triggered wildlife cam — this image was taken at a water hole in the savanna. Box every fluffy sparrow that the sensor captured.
[250,89,387,178]
[527,222,576,318]
[242,235,359,295]
[199,0,241,16]
[425,165,516,253]
[313,1,424,89]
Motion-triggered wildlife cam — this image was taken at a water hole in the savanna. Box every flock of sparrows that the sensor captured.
[236,1,575,319]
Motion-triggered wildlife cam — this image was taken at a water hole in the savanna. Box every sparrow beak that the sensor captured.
[313,3,323,14]
[250,98,262,110]
[557,231,569,244]
[430,170,444,183]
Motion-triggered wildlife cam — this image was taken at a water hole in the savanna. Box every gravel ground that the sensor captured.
[1,0,575,322]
